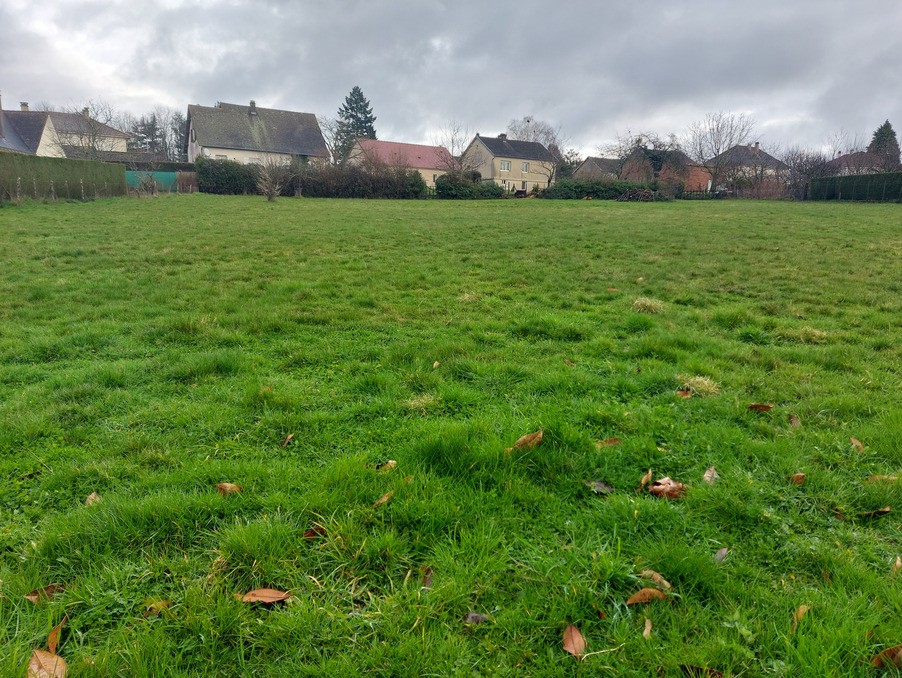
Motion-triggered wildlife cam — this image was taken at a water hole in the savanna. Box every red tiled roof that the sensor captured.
[357,138,455,170]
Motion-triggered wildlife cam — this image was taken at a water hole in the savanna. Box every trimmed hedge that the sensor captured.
[295,164,427,199]
[0,152,127,201]
[435,173,503,199]
[809,172,902,202]
[540,178,649,200]
[195,157,257,195]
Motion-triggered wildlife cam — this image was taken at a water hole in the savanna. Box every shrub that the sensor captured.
[435,172,503,200]
[293,163,426,199]
[195,157,257,195]
[540,178,648,200]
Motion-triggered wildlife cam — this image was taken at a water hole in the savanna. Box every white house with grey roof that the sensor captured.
[184,101,329,164]
[461,133,557,190]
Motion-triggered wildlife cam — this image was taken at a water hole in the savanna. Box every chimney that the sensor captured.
[81,107,90,117]
[498,133,507,141]
[754,141,760,150]
[249,100,257,115]
[20,102,29,111]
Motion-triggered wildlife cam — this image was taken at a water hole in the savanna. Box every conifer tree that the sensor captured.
[334,86,377,163]
[867,120,901,171]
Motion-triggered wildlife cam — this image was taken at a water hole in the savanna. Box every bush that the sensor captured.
[195,157,257,195]
[540,178,648,200]
[292,163,426,199]
[435,172,503,200]
[0,153,127,202]
[809,172,902,202]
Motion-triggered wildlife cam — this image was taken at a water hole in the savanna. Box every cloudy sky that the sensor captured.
[2,0,901,156]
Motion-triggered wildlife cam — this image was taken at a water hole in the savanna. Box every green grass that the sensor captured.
[1,195,901,676]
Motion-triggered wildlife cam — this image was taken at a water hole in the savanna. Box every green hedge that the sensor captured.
[809,172,902,202]
[296,164,427,199]
[195,157,257,195]
[540,178,649,200]
[435,173,503,199]
[0,152,127,201]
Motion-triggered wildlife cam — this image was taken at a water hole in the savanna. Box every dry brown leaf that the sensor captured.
[373,491,394,508]
[596,437,621,448]
[639,569,672,590]
[643,617,652,639]
[703,467,719,484]
[638,468,653,492]
[303,524,327,540]
[562,624,586,658]
[676,388,692,399]
[860,506,891,519]
[85,492,101,505]
[464,612,488,625]
[238,588,291,605]
[789,473,807,485]
[648,477,686,499]
[506,429,543,453]
[626,588,667,605]
[563,359,575,367]
[867,475,899,483]
[420,566,434,589]
[27,649,67,678]
[24,584,65,605]
[281,433,294,448]
[585,480,615,495]
[850,437,864,452]
[142,601,171,618]
[215,482,242,496]
[433,360,440,369]
[873,644,902,668]
[747,403,774,412]
[791,605,810,634]
[714,547,729,563]
[789,414,802,428]
[375,459,397,472]
[47,616,67,655]
[892,556,901,577]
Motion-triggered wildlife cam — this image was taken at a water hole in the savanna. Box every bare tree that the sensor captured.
[255,156,296,202]
[824,128,866,159]
[686,112,755,192]
[603,130,684,178]
[317,115,341,164]
[50,100,128,160]
[778,145,830,200]
[506,116,567,185]
[431,120,471,173]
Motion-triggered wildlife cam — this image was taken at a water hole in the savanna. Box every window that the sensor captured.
[215,154,228,160]
[522,162,529,172]
[522,181,527,190]
[500,160,511,171]
[500,179,508,188]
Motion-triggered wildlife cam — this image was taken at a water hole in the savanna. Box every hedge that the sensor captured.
[540,178,650,200]
[0,152,127,202]
[195,157,257,195]
[809,172,902,202]
[435,173,503,199]
[295,164,427,199]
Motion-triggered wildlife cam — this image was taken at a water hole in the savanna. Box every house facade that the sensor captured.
[461,134,556,190]
[0,100,129,158]
[347,139,456,187]
[572,156,620,181]
[185,101,329,164]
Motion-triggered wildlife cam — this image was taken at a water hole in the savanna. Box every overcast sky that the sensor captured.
[2,0,901,156]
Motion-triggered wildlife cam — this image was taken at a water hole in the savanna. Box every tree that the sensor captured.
[867,120,901,171]
[317,116,342,164]
[779,145,829,200]
[255,156,297,202]
[431,120,472,173]
[603,131,684,179]
[333,86,377,163]
[51,100,126,160]
[506,116,567,185]
[686,112,755,192]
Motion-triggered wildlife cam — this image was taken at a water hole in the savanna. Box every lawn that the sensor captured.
[1,195,901,676]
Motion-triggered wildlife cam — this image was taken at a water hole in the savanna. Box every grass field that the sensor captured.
[1,195,901,676]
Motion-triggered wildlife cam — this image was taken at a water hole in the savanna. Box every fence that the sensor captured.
[809,172,902,202]
[0,152,127,202]
[125,170,198,194]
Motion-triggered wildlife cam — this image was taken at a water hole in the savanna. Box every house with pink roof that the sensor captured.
[348,138,457,187]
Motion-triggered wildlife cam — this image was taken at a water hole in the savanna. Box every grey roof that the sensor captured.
[583,156,621,173]
[2,112,49,153]
[186,102,328,158]
[708,144,788,170]
[475,135,555,162]
[1,111,129,155]
[0,111,31,153]
[824,151,883,174]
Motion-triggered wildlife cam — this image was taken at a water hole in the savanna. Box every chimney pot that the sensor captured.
[81,107,89,117]
[249,100,257,115]
[20,102,29,111]
[498,133,507,141]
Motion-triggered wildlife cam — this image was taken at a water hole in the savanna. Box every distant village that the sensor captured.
[2,87,900,201]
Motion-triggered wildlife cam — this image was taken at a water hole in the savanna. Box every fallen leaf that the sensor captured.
[680,667,725,677]
[465,612,488,625]
[47,616,67,654]
[376,459,397,472]
[238,588,291,605]
[714,547,729,563]
[648,477,686,499]
[873,644,902,668]
[24,584,65,605]
[892,556,901,577]
[860,506,891,519]
[639,569,671,590]
[563,359,575,367]
[607,287,618,292]
[215,482,242,496]
[791,605,810,634]
[27,649,67,678]
[850,437,864,452]
[562,624,586,658]
[789,414,802,428]
[626,588,667,605]
[703,467,719,484]
[676,388,692,399]
[373,491,394,508]
[747,403,774,412]
[585,480,614,495]
[303,524,327,539]
[643,617,652,639]
[638,468,653,492]
[596,437,621,448]
[789,473,807,485]
[281,433,294,448]
[867,475,899,483]
[433,361,440,369]
[85,492,101,505]
[420,567,434,589]
[506,429,543,453]
[595,608,607,620]
[142,601,170,618]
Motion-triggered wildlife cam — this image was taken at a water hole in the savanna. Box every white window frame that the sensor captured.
[522,162,529,172]
[500,160,511,171]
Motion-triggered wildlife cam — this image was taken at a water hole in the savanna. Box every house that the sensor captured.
[707,142,788,196]
[619,148,712,192]
[348,139,456,187]
[573,156,620,181]
[823,151,884,176]
[184,101,329,164]
[0,99,130,159]
[460,133,556,190]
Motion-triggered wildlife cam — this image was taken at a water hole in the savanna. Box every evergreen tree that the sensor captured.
[334,86,377,162]
[867,120,901,171]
